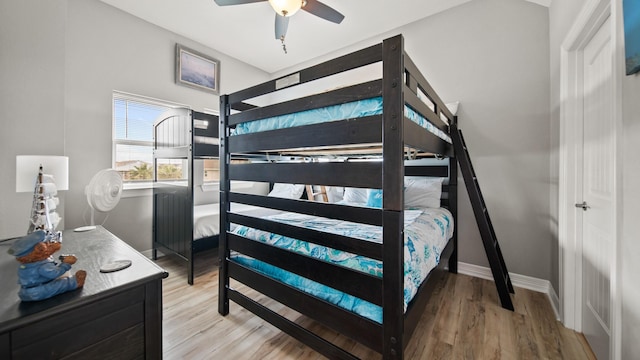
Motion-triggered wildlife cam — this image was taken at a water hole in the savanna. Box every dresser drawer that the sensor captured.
[12,286,145,359]
[0,332,9,359]
[62,323,145,360]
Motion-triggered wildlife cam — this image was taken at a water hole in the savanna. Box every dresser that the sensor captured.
[0,226,167,359]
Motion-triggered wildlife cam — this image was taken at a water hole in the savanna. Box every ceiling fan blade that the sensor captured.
[275,14,289,39]
[302,0,344,24]
[213,0,266,6]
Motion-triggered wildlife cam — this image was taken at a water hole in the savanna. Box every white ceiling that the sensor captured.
[100,0,477,74]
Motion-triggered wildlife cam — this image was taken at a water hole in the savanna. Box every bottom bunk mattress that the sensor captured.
[194,203,278,240]
[230,207,454,323]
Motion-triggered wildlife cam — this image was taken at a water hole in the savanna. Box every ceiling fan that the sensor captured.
[213,0,344,52]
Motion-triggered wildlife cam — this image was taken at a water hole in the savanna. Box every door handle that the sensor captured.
[575,201,590,211]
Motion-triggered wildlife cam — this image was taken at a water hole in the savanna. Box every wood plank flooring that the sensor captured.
[155,250,596,359]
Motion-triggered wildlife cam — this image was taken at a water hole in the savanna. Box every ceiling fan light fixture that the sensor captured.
[268,0,302,17]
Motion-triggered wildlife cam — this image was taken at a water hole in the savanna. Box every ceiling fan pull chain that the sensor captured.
[280,35,288,54]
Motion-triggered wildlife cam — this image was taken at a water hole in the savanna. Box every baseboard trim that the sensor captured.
[458,262,560,320]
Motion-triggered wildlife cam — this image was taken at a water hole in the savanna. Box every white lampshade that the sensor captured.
[16,155,69,192]
[268,0,302,16]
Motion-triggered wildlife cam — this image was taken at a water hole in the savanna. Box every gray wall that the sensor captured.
[274,0,552,282]
[404,0,551,283]
[0,1,68,238]
[64,0,269,251]
[0,0,270,252]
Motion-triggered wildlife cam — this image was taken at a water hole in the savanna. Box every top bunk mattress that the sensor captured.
[233,97,452,144]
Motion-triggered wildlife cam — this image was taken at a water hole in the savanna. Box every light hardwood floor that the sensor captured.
[155,250,596,359]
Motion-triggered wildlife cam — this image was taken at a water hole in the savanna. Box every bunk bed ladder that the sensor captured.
[450,123,515,311]
[306,185,329,202]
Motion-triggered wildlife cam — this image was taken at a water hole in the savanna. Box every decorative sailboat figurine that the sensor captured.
[27,164,62,242]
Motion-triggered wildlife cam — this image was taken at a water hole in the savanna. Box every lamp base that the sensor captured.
[74,225,96,232]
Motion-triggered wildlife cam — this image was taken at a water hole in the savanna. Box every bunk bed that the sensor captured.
[218,35,462,359]
[152,108,219,285]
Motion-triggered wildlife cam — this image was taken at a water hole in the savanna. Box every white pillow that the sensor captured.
[325,186,344,203]
[404,177,444,208]
[268,183,305,199]
[342,187,369,204]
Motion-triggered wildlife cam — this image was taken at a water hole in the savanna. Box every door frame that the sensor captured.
[558,0,623,358]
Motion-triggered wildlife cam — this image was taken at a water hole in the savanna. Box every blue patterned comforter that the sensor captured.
[230,207,454,323]
[233,97,452,143]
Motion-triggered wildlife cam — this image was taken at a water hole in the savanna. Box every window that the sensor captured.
[112,93,180,185]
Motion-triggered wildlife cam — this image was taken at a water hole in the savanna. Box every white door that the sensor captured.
[580,15,613,360]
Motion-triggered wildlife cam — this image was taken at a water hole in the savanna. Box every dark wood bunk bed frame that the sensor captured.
[152,109,219,285]
[218,34,513,359]
[218,34,458,359]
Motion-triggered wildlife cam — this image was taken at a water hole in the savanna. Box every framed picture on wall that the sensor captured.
[175,44,220,94]
[623,0,640,75]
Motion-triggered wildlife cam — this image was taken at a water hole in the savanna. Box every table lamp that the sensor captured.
[16,155,69,236]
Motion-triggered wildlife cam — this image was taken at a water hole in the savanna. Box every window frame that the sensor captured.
[112,91,188,192]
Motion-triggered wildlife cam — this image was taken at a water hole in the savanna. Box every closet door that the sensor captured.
[580,15,614,360]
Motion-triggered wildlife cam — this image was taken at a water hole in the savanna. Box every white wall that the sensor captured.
[0,0,270,252]
[621,19,640,360]
[273,0,553,283]
[621,71,640,360]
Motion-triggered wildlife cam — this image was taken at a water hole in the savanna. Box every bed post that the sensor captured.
[448,115,458,273]
[218,95,231,316]
[187,110,196,285]
[382,34,405,360]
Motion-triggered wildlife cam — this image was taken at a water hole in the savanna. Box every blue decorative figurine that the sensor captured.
[7,231,86,301]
